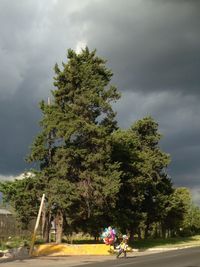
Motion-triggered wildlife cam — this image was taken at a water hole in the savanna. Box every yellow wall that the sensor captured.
[32,244,114,256]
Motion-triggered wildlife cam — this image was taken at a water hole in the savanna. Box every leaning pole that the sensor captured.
[29,194,45,256]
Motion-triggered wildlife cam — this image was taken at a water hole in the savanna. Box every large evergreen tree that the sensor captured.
[28,48,121,242]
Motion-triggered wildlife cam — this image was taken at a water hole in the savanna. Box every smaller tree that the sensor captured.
[161,187,191,237]
[188,205,200,234]
[112,116,173,239]
[0,174,40,228]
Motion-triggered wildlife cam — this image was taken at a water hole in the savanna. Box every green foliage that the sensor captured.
[0,175,40,227]
[172,188,200,235]
[160,187,193,237]
[188,205,200,232]
[27,47,122,238]
[0,48,193,242]
[112,116,173,237]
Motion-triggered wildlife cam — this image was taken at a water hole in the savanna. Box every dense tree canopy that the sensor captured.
[0,48,196,242]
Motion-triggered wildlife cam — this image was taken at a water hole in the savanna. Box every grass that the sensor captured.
[65,233,200,249]
[60,234,200,249]
[0,236,30,250]
[132,235,200,250]
[1,235,200,251]
[48,234,200,248]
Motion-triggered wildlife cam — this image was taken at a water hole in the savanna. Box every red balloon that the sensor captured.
[104,237,115,245]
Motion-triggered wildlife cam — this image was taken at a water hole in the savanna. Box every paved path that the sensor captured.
[0,247,200,267]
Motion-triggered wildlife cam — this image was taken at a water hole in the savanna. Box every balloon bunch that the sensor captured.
[101,226,116,245]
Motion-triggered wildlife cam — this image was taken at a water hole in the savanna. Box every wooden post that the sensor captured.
[29,194,45,256]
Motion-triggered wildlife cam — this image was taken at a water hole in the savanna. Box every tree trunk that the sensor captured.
[161,225,166,239]
[55,210,63,244]
[42,211,52,243]
[154,223,159,238]
[138,228,142,240]
[129,229,134,242]
[145,223,149,239]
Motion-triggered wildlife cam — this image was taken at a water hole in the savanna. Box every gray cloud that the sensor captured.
[0,0,83,175]
[114,91,200,188]
[71,0,200,94]
[0,0,199,202]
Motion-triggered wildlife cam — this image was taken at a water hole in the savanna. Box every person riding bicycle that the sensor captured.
[116,235,129,258]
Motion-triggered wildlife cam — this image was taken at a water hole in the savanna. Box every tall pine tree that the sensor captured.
[28,48,121,242]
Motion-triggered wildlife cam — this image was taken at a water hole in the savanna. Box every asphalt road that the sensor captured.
[1,247,200,267]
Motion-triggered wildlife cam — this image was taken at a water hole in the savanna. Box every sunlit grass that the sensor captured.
[132,235,200,250]
[1,234,200,250]
[0,236,30,250]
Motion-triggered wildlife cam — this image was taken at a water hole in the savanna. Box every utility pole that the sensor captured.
[29,194,45,256]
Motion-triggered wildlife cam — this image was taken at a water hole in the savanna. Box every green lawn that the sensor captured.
[63,235,200,249]
[2,235,200,251]
[132,235,200,250]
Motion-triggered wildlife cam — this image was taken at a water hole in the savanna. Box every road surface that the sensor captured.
[1,247,200,267]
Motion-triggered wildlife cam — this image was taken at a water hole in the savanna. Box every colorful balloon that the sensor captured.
[101,226,116,245]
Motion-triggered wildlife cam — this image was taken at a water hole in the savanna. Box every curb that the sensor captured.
[146,245,196,251]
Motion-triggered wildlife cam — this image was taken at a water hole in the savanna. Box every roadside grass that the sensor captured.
[66,234,200,249]
[0,236,29,250]
[62,233,102,244]
[32,234,200,248]
[132,235,200,250]
[62,234,200,249]
[1,234,200,251]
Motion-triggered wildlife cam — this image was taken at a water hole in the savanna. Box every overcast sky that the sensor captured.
[0,0,200,202]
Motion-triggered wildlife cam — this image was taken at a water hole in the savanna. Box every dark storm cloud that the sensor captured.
[0,0,200,204]
[72,0,200,94]
[0,95,40,174]
[114,90,200,189]
[0,0,80,175]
